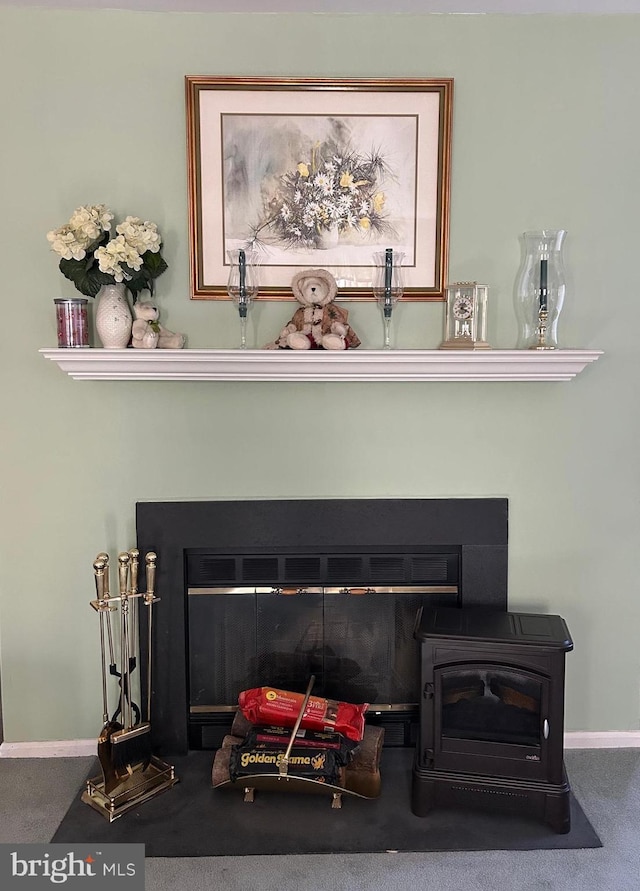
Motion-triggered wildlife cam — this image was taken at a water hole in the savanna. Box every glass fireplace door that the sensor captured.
[433,663,551,781]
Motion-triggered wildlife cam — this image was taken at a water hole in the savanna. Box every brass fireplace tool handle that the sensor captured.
[143,552,159,724]
[100,553,117,668]
[117,552,133,733]
[92,556,110,725]
[128,548,139,672]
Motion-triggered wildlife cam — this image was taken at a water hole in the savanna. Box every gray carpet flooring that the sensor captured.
[1,747,638,891]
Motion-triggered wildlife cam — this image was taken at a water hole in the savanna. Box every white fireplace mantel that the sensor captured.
[39,348,602,382]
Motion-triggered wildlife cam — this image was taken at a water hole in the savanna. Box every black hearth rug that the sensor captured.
[51,749,601,856]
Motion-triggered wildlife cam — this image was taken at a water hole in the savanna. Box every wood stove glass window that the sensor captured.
[440,666,542,748]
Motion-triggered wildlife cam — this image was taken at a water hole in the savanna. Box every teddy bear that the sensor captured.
[265,268,361,351]
[131,301,185,350]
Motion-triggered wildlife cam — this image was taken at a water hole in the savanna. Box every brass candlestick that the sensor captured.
[530,307,555,351]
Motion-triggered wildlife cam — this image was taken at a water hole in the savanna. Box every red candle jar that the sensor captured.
[54,298,90,348]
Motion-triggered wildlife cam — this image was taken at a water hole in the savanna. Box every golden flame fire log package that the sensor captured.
[229,726,359,784]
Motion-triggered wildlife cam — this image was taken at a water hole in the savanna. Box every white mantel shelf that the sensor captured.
[40,348,602,382]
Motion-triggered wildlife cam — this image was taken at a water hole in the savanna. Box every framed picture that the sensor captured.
[185,76,453,301]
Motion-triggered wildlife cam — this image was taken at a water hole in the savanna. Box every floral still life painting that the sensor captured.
[223,115,416,261]
[186,77,452,300]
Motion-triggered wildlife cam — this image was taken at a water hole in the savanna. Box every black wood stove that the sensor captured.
[412,605,573,833]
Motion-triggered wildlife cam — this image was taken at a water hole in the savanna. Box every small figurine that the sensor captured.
[131,301,185,349]
[265,268,360,351]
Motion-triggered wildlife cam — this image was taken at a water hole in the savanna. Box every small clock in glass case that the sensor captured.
[439,282,491,350]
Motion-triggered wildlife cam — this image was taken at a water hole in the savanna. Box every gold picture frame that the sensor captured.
[185,75,453,301]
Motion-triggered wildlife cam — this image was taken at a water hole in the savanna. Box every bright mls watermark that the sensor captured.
[0,844,144,888]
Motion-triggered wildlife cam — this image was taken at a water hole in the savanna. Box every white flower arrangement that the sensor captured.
[251,143,396,250]
[47,205,167,299]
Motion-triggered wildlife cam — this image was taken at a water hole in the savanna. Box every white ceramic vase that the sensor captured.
[95,283,132,349]
[316,223,340,250]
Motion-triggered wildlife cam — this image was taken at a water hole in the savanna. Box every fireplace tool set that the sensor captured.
[82,549,178,822]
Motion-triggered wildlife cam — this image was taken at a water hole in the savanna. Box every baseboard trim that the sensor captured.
[564,731,640,749]
[1,732,639,758]
[0,739,96,758]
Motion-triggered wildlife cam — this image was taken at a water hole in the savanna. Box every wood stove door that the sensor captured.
[432,663,551,781]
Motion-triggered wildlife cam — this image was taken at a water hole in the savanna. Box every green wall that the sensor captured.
[0,9,638,742]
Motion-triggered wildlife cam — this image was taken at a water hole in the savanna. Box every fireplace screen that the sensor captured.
[188,589,430,709]
[186,547,461,747]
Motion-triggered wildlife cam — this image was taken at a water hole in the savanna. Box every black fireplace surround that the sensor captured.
[136,498,508,755]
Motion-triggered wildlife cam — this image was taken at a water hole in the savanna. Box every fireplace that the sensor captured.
[136,498,508,755]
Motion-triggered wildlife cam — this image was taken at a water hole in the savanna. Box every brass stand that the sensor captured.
[82,755,178,823]
[529,308,556,351]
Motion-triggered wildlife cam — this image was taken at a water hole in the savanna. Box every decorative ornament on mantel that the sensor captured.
[439,282,491,351]
[514,229,567,350]
[46,204,168,349]
[372,248,404,350]
[265,268,360,351]
[227,248,260,350]
[95,283,133,350]
[131,301,185,350]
